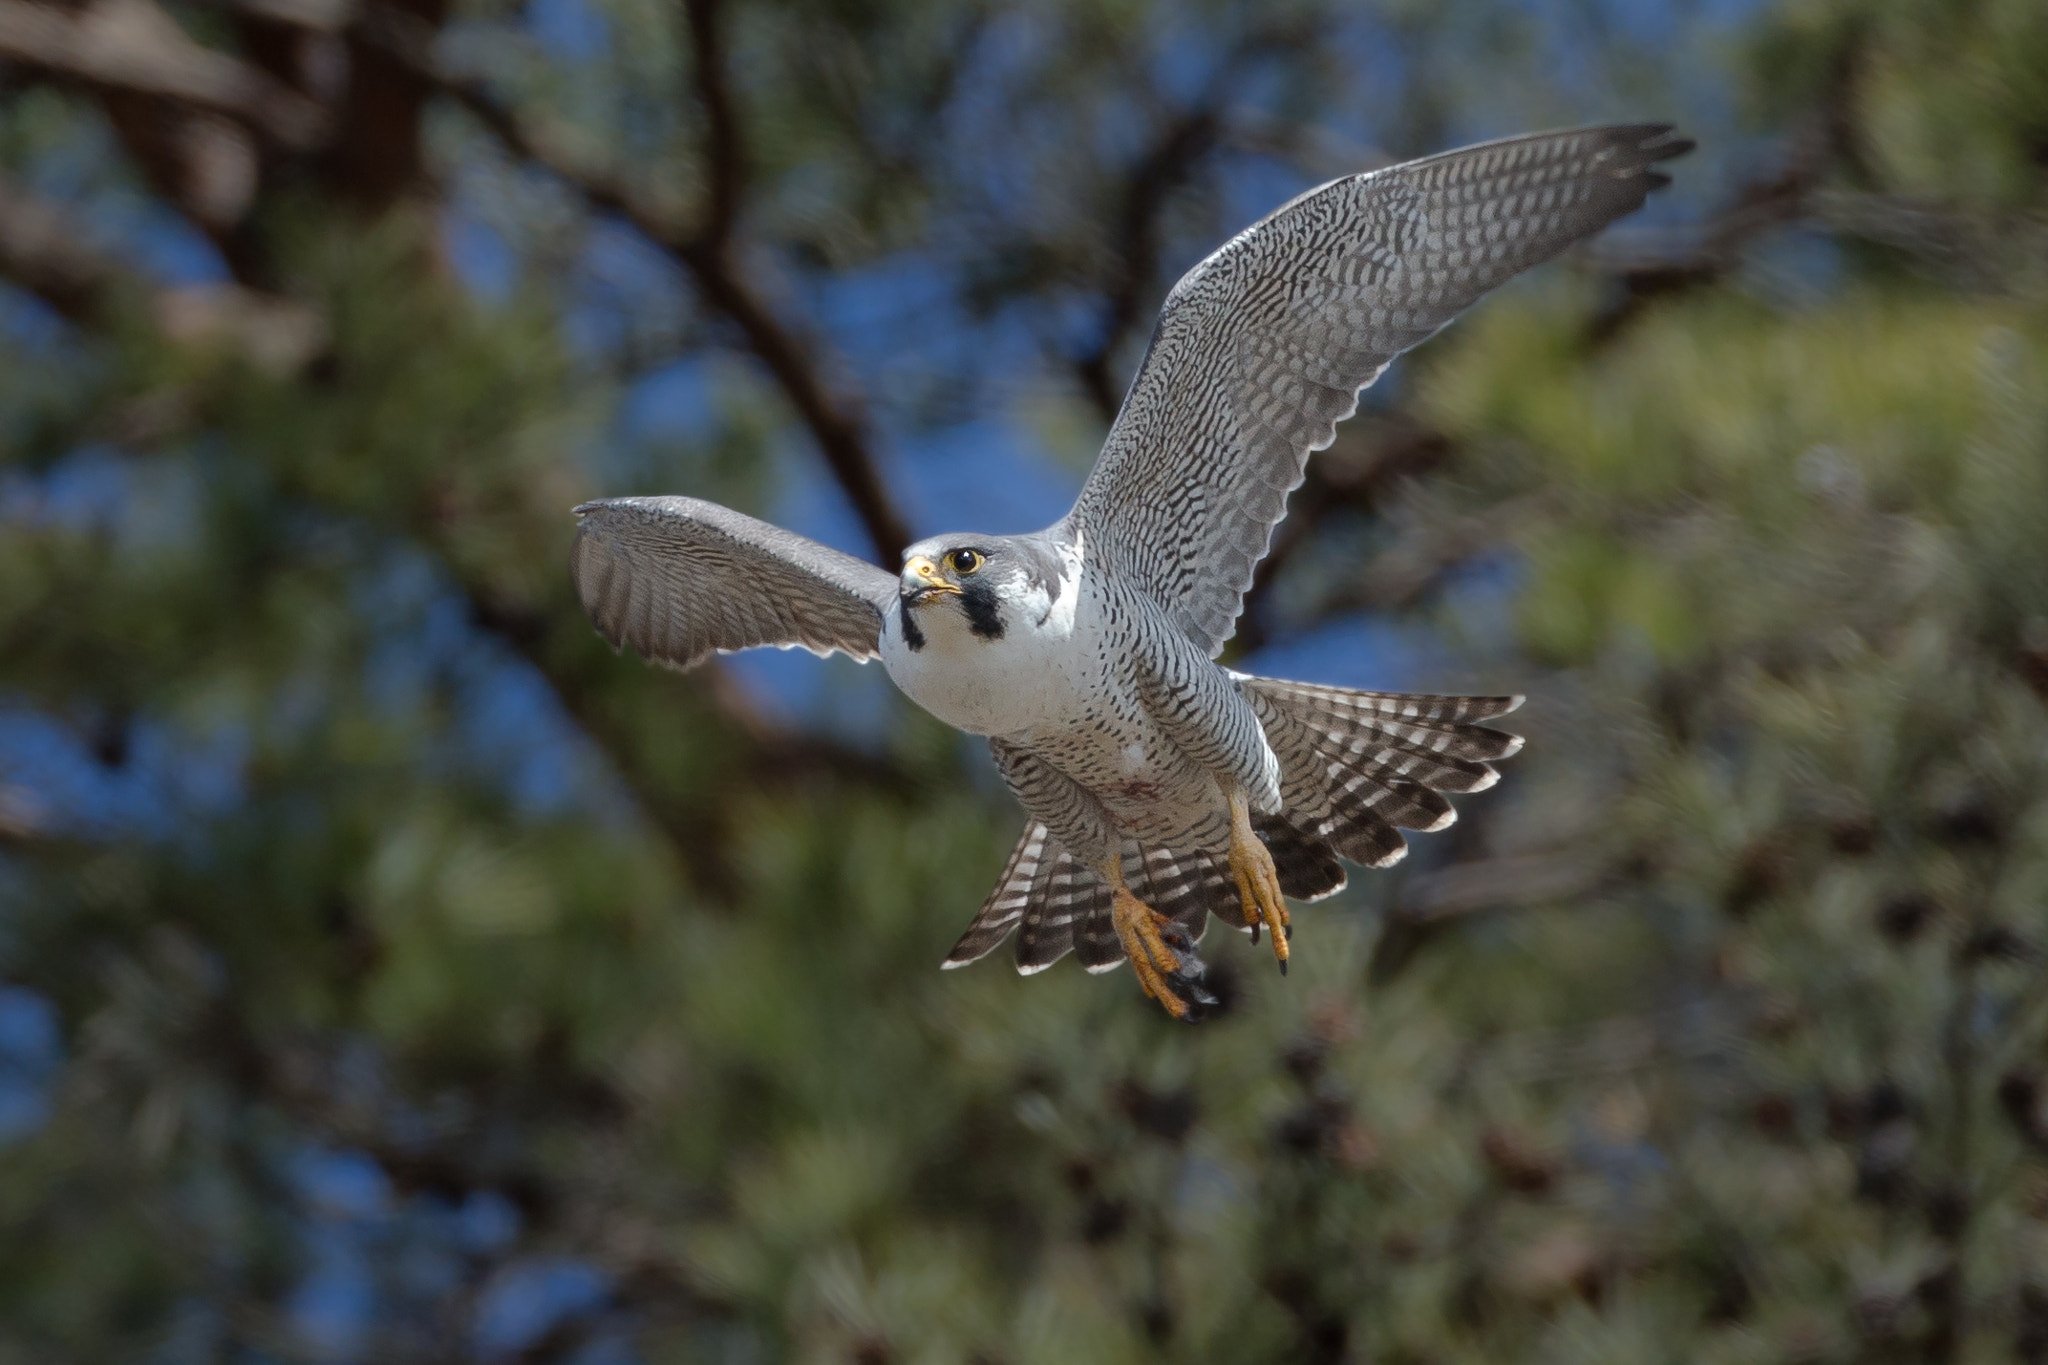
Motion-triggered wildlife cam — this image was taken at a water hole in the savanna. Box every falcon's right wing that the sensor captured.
[1068,124,1692,658]
[570,496,899,669]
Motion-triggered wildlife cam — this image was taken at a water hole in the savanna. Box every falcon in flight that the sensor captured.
[571,124,1691,1020]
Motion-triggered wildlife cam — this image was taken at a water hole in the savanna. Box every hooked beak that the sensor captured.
[903,555,961,606]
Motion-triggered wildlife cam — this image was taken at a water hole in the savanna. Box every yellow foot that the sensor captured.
[1105,873,1217,1022]
[1227,785,1291,974]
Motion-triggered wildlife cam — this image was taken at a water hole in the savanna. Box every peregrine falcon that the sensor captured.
[571,125,1691,1020]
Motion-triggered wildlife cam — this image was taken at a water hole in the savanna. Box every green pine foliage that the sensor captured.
[2,0,2047,1361]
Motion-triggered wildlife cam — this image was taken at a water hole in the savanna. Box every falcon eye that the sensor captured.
[948,548,984,575]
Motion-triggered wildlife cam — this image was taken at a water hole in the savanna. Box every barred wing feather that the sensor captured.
[571,496,898,669]
[1069,124,1692,656]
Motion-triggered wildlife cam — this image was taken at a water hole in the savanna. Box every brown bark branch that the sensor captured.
[0,165,326,367]
[0,0,326,147]
[0,164,119,320]
[0,783,49,845]
[681,0,740,254]
[1585,24,1866,346]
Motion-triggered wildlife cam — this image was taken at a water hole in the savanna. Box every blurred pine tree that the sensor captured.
[2,0,2046,1361]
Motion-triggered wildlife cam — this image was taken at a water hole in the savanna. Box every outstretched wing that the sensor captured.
[570,496,898,669]
[1069,124,1691,657]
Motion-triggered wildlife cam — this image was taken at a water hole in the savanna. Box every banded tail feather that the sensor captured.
[942,676,1523,974]
[941,821,1051,970]
[1243,676,1522,873]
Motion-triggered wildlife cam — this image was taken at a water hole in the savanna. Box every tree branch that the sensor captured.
[0,0,326,147]
[0,165,326,368]
[0,783,48,845]
[0,164,119,321]
[681,0,740,254]
[358,7,912,562]
[1585,24,1866,346]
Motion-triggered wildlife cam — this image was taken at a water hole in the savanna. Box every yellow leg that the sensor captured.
[1226,783,1291,974]
[1101,858,1215,1022]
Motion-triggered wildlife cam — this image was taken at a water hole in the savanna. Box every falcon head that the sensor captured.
[898,532,1068,648]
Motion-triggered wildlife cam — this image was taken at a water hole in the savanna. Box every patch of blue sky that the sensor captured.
[349,542,628,819]
[618,355,720,446]
[6,442,130,527]
[1237,612,1444,693]
[1,446,210,585]
[444,208,521,306]
[472,1258,614,1359]
[286,1230,376,1361]
[290,1146,396,1223]
[0,985,60,1144]
[390,1235,468,1303]
[526,0,610,62]
[0,706,172,839]
[118,202,232,286]
[894,417,1077,538]
[1210,150,1316,241]
[563,219,690,364]
[356,553,451,707]
[457,1189,524,1255]
[1143,11,1230,109]
[25,170,231,287]
[0,283,71,350]
[455,653,597,815]
[0,705,247,847]
[967,5,1050,88]
[808,253,957,361]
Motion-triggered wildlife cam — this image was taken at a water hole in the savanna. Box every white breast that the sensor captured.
[879,549,1099,737]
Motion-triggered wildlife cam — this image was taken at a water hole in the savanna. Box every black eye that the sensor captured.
[948,548,984,575]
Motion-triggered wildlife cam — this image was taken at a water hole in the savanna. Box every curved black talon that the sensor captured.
[1164,973,1218,1023]
[1159,941,1218,1023]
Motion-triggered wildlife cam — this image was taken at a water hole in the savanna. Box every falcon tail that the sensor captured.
[940,678,1524,978]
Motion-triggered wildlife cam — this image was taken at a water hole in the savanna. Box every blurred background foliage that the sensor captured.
[2,0,2047,1359]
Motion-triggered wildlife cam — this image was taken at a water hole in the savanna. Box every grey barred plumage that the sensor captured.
[571,496,896,668]
[567,124,1690,1021]
[1072,124,1692,658]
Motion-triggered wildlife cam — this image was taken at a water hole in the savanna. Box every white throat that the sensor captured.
[878,541,1086,737]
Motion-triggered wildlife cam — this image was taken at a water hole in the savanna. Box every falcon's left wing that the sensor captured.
[571,496,899,669]
[1068,124,1691,657]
